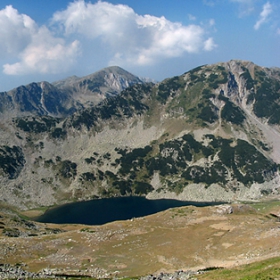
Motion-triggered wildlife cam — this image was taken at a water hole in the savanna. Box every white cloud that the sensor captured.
[0,5,80,75]
[0,1,217,77]
[254,2,273,30]
[209,19,215,26]
[188,14,196,21]
[4,27,80,75]
[204,37,217,51]
[230,0,254,16]
[52,0,217,66]
[0,5,36,57]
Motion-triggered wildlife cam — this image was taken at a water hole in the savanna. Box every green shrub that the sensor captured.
[112,180,132,195]
[198,103,218,123]
[221,101,245,125]
[50,128,67,139]
[133,181,154,194]
[58,160,77,179]
[80,172,96,182]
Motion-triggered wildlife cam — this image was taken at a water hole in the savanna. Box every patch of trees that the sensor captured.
[58,160,77,179]
[240,67,255,90]
[197,100,218,123]
[15,116,58,133]
[115,145,152,175]
[80,172,96,182]
[207,70,228,89]
[253,78,280,124]
[221,100,245,125]
[50,128,67,139]
[0,145,25,179]
[156,76,183,104]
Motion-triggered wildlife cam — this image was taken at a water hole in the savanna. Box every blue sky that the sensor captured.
[0,0,279,91]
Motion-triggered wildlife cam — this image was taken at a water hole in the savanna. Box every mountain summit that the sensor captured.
[53,66,144,107]
[1,60,280,209]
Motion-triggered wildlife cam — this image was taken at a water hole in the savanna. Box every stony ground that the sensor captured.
[1,201,280,278]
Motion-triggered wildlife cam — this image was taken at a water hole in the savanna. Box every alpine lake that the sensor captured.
[35,196,225,225]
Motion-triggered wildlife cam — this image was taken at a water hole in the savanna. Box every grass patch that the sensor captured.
[245,200,280,214]
[197,257,280,280]
[21,206,52,219]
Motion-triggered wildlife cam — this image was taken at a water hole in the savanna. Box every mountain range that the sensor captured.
[1,60,280,210]
[0,66,144,119]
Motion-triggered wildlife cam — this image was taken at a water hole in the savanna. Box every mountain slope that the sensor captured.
[1,60,280,209]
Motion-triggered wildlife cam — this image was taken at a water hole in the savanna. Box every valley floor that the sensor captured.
[1,201,280,278]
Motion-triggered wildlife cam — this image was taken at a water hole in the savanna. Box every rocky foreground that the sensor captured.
[0,263,112,279]
[0,263,207,279]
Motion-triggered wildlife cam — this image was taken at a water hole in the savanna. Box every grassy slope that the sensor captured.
[197,257,280,280]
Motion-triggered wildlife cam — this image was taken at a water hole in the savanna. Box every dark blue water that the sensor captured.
[35,196,224,225]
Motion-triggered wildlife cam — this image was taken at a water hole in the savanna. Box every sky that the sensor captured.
[0,0,279,92]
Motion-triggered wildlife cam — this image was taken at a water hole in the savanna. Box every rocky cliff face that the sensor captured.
[1,60,280,210]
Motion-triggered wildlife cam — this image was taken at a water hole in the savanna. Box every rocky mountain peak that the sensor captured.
[40,81,55,91]
[83,65,144,94]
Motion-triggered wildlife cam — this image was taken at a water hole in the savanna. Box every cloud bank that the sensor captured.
[0,0,216,76]
[52,0,216,66]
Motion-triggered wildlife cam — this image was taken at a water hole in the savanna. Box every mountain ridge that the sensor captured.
[0,66,145,119]
[1,60,280,210]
